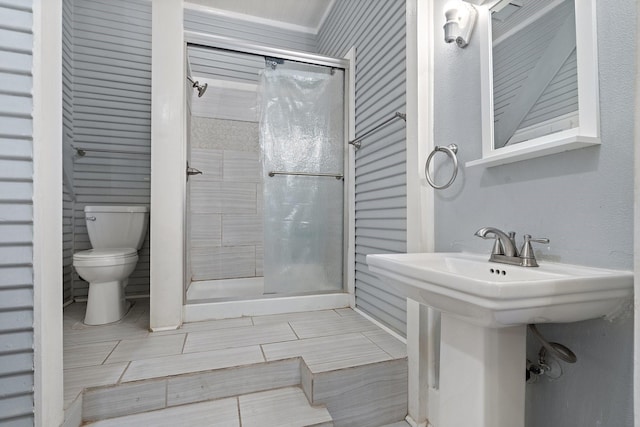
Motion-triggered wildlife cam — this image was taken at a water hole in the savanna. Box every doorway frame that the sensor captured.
[32,0,64,424]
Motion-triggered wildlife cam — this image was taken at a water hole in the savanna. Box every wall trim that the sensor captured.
[406,1,435,253]
[183,1,319,35]
[345,46,356,307]
[406,0,438,426]
[314,0,336,34]
[150,0,185,330]
[634,3,640,424]
[32,0,64,424]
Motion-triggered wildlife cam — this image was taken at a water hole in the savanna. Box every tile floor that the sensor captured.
[63,299,408,425]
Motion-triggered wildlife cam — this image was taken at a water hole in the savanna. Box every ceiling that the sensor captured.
[185,0,335,31]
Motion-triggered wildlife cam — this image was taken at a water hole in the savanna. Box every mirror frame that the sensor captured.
[467,0,600,168]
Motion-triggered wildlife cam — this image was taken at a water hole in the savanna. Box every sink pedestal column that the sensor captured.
[439,313,526,427]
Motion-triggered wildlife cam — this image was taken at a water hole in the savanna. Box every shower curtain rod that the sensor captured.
[348,112,407,150]
[72,145,150,157]
[268,171,343,180]
[185,31,349,70]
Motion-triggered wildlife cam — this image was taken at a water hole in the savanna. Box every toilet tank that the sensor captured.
[85,206,150,250]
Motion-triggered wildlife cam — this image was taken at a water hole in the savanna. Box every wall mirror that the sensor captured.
[467,0,600,168]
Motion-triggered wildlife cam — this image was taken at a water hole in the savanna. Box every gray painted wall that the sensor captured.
[317,0,409,335]
[184,7,316,52]
[69,0,152,299]
[433,0,635,425]
[0,1,35,425]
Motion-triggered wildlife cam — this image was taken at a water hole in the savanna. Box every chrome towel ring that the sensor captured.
[425,144,458,190]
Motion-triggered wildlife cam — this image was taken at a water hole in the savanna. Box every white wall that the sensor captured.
[432,0,635,425]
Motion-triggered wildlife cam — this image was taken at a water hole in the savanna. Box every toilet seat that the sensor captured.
[73,248,138,267]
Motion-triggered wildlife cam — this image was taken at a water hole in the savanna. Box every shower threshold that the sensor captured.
[184,292,351,323]
[187,277,265,302]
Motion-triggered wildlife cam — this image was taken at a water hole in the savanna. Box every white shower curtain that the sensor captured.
[259,65,344,294]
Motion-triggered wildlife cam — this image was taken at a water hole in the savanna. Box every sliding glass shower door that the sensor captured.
[186,43,346,302]
[259,65,345,294]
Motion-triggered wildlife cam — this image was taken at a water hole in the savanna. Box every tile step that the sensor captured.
[83,387,333,427]
[302,358,408,427]
[78,357,406,426]
[238,387,333,427]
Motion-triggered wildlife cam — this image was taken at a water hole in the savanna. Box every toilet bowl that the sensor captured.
[73,249,139,325]
[72,205,149,325]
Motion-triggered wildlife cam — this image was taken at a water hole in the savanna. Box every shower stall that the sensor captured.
[182,33,351,319]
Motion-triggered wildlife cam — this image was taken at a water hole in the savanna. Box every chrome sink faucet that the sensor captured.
[475,227,549,267]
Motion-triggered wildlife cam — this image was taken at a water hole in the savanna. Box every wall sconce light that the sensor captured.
[443,1,477,48]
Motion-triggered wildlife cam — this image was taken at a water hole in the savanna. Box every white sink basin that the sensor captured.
[367,252,633,328]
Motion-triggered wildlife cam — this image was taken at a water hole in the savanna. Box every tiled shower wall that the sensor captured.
[189,115,264,282]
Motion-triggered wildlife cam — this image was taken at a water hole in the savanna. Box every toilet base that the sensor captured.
[84,279,131,325]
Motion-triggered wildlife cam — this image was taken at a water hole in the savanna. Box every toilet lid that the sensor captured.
[74,248,137,261]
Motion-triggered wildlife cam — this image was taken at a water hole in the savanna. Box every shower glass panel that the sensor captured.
[185,44,345,302]
[260,65,344,294]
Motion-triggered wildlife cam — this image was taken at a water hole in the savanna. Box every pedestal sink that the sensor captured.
[367,252,633,427]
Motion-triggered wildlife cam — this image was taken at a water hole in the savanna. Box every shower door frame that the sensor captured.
[183,32,354,321]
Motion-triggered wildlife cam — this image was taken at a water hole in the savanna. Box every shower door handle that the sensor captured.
[186,162,203,181]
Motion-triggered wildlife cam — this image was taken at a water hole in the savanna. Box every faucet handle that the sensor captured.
[530,237,550,244]
[491,237,505,255]
[520,235,550,267]
[508,231,518,256]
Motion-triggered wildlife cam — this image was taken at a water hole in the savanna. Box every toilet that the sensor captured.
[73,205,149,325]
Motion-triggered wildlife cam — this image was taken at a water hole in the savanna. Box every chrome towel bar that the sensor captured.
[268,171,343,180]
[348,112,407,150]
[72,145,150,157]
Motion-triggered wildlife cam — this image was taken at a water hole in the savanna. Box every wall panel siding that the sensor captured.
[317,0,408,335]
[188,45,264,84]
[0,1,35,425]
[63,189,74,303]
[184,7,316,52]
[70,0,152,298]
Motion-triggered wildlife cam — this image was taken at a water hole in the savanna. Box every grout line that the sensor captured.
[164,378,169,409]
[360,331,395,359]
[116,361,132,384]
[181,333,188,354]
[101,341,121,365]
[259,344,267,362]
[352,307,407,344]
[237,396,243,427]
[333,307,348,317]
[288,322,301,340]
